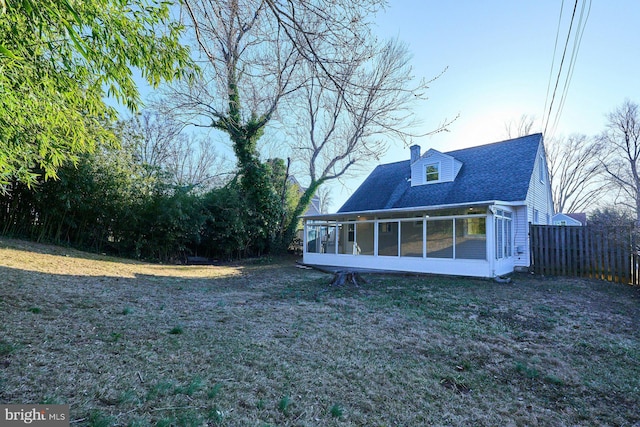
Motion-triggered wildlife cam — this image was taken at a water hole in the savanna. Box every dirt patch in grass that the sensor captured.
[1,238,639,426]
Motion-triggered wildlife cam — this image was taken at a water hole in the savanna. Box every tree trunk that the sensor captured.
[329,271,366,287]
[281,178,325,250]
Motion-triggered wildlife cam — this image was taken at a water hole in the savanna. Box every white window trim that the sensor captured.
[424,161,441,183]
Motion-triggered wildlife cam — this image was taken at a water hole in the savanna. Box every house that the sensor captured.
[288,176,322,216]
[552,212,586,226]
[288,176,322,253]
[301,133,554,278]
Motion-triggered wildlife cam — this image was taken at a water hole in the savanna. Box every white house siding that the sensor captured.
[526,143,554,224]
[513,205,530,268]
[517,142,554,269]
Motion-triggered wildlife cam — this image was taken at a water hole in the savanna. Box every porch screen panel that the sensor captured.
[455,218,486,259]
[306,224,329,253]
[426,219,453,258]
[338,223,353,255]
[401,220,423,257]
[378,222,399,256]
[355,222,374,255]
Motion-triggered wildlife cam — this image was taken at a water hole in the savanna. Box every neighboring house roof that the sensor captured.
[338,133,543,213]
[553,212,586,226]
[566,212,587,225]
[288,175,322,216]
[304,195,322,216]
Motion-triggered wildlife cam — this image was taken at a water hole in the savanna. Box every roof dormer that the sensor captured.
[410,146,462,186]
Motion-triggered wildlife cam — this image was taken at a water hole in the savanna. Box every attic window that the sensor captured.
[425,163,439,182]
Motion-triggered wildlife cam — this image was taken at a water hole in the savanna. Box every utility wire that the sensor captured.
[542,0,579,139]
[549,0,592,137]
[541,0,565,134]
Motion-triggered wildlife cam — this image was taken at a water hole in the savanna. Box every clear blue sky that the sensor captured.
[327,0,639,211]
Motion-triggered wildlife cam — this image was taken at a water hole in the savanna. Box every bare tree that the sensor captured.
[171,0,383,165]
[165,134,229,190]
[546,134,608,213]
[121,110,227,190]
[123,110,184,176]
[316,185,333,214]
[504,114,537,138]
[163,0,386,250]
[600,99,640,224]
[502,114,606,214]
[280,39,453,245]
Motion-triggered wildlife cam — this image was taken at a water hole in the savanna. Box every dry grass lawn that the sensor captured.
[0,238,639,426]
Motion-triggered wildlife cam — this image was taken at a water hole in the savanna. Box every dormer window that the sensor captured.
[425,163,439,182]
[410,147,461,187]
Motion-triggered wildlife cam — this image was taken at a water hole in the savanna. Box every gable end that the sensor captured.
[411,149,462,186]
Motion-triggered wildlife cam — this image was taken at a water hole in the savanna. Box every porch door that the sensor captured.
[495,210,514,273]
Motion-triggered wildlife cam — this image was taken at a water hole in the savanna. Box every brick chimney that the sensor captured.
[410,145,421,164]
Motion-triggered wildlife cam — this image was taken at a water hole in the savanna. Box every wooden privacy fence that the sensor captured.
[529,224,640,285]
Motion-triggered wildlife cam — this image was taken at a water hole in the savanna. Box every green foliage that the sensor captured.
[173,377,204,396]
[168,326,183,335]
[198,181,251,259]
[0,0,194,187]
[238,158,283,255]
[515,361,540,379]
[0,110,295,260]
[0,141,206,261]
[207,383,223,399]
[280,178,323,251]
[195,159,295,259]
[277,395,292,416]
[330,403,344,418]
[0,340,15,356]
[207,406,224,425]
[88,410,116,427]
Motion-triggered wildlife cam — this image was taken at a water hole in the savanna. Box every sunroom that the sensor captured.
[302,204,516,278]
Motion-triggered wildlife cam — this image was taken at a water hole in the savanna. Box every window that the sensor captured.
[495,210,513,259]
[381,223,393,233]
[347,224,355,242]
[425,163,439,182]
[466,217,485,236]
[539,156,545,182]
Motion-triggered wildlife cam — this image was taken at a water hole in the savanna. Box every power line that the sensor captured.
[549,0,592,137]
[543,0,579,139]
[541,0,565,133]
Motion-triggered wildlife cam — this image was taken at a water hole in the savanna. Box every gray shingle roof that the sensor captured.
[338,133,543,213]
